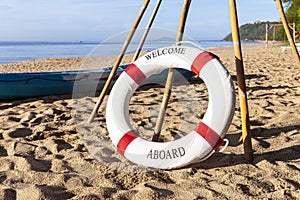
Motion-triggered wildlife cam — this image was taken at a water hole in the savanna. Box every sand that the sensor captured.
[0,44,300,199]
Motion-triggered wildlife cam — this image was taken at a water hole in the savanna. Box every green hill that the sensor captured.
[223,21,286,41]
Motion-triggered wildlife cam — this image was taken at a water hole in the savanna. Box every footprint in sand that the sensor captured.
[8,128,32,138]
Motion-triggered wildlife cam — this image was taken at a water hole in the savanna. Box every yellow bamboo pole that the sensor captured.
[152,0,192,141]
[276,0,300,68]
[229,0,253,161]
[132,0,162,62]
[88,0,150,123]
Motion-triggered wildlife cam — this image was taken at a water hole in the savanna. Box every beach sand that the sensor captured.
[0,44,300,199]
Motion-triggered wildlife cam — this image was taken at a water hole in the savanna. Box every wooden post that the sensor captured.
[132,0,162,62]
[152,0,192,141]
[266,24,269,48]
[273,26,276,41]
[293,23,296,43]
[88,0,150,123]
[229,0,253,161]
[276,0,300,68]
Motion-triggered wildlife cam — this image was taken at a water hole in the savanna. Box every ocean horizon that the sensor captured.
[0,40,260,65]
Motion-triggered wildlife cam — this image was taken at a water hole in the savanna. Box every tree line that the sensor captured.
[223,1,299,41]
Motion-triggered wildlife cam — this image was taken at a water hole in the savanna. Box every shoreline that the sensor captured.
[0,40,285,72]
[0,42,284,73]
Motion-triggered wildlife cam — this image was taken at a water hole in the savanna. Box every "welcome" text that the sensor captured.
[145,47,187,60]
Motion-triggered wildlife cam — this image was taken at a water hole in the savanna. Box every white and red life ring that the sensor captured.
[106,45,235,169]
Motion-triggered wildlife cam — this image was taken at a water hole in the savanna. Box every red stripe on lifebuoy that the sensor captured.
[195,122,224,151]
[125,63,147,85]
[117,130,138,156]
[191,52,215,76]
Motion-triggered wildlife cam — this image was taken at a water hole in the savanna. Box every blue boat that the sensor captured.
[0,64,195,100]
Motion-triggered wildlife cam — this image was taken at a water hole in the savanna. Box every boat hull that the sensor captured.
[0,64,195,100]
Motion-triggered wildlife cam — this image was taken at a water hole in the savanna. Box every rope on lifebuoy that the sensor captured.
[106,45,235,169]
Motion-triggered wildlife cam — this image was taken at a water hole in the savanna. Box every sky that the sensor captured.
[0,0,283,42]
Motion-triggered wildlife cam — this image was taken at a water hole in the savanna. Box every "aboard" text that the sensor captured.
[146,147,186,159]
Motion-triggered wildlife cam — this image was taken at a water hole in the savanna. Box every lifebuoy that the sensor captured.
[106,45,235,169]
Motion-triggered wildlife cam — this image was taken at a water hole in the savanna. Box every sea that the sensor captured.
[0,40,260,65]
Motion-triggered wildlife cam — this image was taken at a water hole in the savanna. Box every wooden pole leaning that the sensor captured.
[132,0,162,62]
[152,0,192,141]
[87,0,150,123]
[229,0,253,161]
[276,0,300,68]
